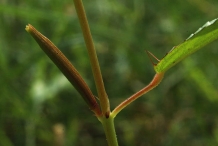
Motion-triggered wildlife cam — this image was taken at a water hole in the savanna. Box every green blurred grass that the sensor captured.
[1,0,218,145]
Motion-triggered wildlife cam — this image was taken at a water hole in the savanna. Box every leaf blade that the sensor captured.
[154,18,218,73]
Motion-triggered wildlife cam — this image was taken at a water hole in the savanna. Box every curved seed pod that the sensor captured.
[26,24,101,116]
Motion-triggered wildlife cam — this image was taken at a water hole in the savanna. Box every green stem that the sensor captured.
[73,0,110,116]
[98,116,119,146]
[112,72,164,117]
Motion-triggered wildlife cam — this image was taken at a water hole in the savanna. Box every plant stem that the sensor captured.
[111,72,164,117]
[73,0,110,116]
[73,1,118,145]
[98,116,119,146]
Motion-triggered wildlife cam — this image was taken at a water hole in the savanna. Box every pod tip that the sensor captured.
[25,24,31,32]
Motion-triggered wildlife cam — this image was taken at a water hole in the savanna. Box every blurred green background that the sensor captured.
[1,0,218,145]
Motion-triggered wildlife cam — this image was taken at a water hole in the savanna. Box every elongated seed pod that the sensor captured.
[26,24,101,116]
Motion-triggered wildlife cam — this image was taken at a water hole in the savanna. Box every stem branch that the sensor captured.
[112,72,164,117]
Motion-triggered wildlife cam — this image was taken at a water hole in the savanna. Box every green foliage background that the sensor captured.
[1,0,218,145]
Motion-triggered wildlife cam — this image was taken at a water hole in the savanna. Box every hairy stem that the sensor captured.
[98,116,119,146]
[112,72,164,117]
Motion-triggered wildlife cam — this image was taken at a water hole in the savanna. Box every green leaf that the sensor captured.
[154,18,218,73]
